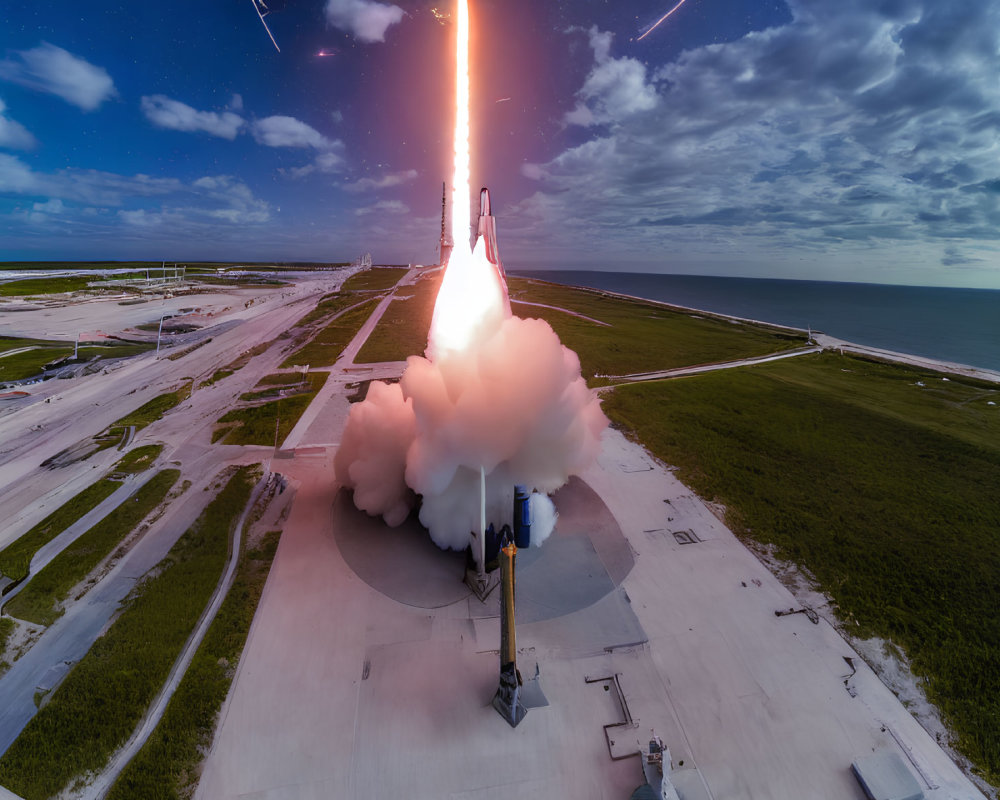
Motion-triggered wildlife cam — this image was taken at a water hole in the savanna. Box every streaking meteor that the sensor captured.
[637,0,692,41]
[250,0,281,52]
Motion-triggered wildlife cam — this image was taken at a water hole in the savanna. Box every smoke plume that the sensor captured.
[334,250,607,551]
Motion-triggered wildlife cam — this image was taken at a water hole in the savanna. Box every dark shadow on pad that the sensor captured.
[333,476,635,622]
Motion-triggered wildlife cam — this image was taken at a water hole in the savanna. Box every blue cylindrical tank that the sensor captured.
[513,485,531,548]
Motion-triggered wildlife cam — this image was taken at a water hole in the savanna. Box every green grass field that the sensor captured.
[509,277,806,384]
[108,383,191,434]
[0,479,121,583]
[340,267,408,292]
[106,529,281,799]
[281,298,379,368]
[354,274,440,363]
[4,470,181,626]
[0,336,154,383]
[0,276,94,296]
[214,372,327,445]
[114,444,164,474]
[0,465,259,800]
[0,336,74,383]
[602,352,1000,783]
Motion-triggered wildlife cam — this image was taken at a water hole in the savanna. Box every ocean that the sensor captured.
[511,271,1000,373]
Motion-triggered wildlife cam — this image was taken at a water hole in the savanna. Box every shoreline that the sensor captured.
[522,276,1000,385]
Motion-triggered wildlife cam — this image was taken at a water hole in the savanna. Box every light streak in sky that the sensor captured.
[451,0,470,254]
[637,0,692,41]
[316,50,336,57]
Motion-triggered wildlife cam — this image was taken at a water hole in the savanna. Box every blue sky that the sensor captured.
[1,0,999,288]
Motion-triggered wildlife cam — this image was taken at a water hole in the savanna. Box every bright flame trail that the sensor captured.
[428,0,507,361]
[334,0,608,553]
[637,0,691,41]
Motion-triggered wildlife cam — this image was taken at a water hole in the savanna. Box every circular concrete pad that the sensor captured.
[333,476,634,621]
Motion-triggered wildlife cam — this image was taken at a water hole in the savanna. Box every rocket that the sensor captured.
[478,187,512,317]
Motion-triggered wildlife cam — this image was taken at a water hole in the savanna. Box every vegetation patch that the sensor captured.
[508,277,806,385]
[340,267,408,292]
[0,336,75,383]
[214,373,327,446]
[355,274,441,363]
[106,529,281,799]
[199,342,269,388]
[0,466,259,800]
[4,470,181,626]
[281,299,379,368]
[602,352,1000,783]
[0,479,121,584]
[0,616,14,672]
[0,276,95,296]
[107,383,192,435]
[114,445,164,474]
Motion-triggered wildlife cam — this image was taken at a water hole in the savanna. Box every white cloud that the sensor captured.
[0,97,36,149]
[229,93,244,112]
[141,95,245,140]
[0,43,116,111]
[504,2,1000,285]
[118,209,164,227]
[345,169,418,192]
[565,27,658,126]
[251,115,337,149]
[324,0,404,43]
[355,199,409,216]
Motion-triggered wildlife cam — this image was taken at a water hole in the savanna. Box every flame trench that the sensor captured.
[334,0,608,554]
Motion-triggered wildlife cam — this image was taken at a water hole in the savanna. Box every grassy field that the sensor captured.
[355,274,441,363]
[5,470,182,626]
[114,444,164,473]
[294,291,366,327]
[214,372,327,446]
[199,342,269,388]
[0,336,153,383]
[602,352,1000,783]
[106,529,281,799]
[0,617,14,672]
[509,277,806,384]
[0,276,95,296]
[340,267,408,292]
[0,479,121,583]
[0,336,74,383]
[281,298,379,368]
[107,383,191,435]
[0,466,259,799]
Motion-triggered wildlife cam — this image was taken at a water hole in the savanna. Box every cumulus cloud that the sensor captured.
[0,154,269,237]
[565,27,658,126]
[0,43,115,111]
[252,115,336,149]
[346,168,418,192]
[324,0,404,43]
[355,199,409,216]
[0,98,36,149]
[506,1,1000,282]
[141,95,245,140]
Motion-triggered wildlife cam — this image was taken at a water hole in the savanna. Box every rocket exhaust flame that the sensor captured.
[334,0,608,557]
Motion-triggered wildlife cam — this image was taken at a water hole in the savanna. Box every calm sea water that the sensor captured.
[511,271,1000,373]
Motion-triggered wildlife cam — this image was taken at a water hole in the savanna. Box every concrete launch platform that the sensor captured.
[195,432,986,800]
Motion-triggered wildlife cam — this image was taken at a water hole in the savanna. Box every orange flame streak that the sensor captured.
[451,0,470,256]
[428,0,509,362]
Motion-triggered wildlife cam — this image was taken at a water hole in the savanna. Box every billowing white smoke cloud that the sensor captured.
[335,272,608,551]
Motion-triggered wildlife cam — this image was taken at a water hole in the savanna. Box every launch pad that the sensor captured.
[332,476,638,630]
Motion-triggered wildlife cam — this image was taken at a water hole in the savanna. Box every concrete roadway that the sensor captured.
[0,270,353,760]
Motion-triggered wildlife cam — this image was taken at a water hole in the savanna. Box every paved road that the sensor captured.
[1,471,154,607]
[599,345,822,384]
